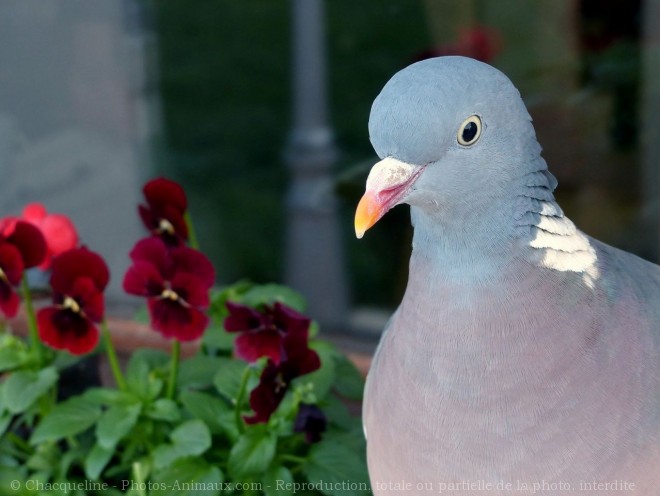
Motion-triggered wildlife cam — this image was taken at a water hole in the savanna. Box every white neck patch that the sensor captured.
[528,217,599,288]
[516,172,600,288]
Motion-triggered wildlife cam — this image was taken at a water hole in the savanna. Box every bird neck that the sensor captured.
[408,199,521,285]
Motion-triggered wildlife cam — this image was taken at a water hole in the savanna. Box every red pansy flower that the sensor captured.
[37,248,109,355]
[225,301,311,364]
[0,243,24,318]
[294,403,327,443]
[244,329,320,424]
[139,178,189,245]
[123,237,215,341]
[0,219,47,318]
[21,203,79,269]
[0,218,48,269]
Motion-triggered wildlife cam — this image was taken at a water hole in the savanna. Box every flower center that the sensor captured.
[62,296,81,314]
[0,267,6,283]
[158,218,175,235]
[274,373,287,393]
[161,288,179,301]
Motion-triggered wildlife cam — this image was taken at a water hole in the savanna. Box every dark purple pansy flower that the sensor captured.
[138,177,189,245]
[37,248,109,355]
[225,301,311,365]
[244,330,320,424]
[294,403,327,443]
[0,218,47,318]
[123,237,215,341]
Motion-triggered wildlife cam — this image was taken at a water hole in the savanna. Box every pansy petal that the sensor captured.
[143,177,187,213]
[69,277,105,322]
[5,221,47,268]
[0,281,20,318]
[280,328,314,363]
[272,302,311,336]
[138,204,157,230]
[38,307,99,355]
[281,335,321,378]
[128,237,171,277]
[22,203,47,222]
[244,362,287,424]
[295,348,321,376]
[123,260,165,297]
[161,205,189,239]
[170,272,210,308]
[294,403,327,443]
[234,329,283,364]
[148,299,208,341]
[138,205,186,245]
[0,243,24,285]
[21,204,79,270]
[224,302,266,333]
[0,216,19,238]
[39,214,79,256]
[171,246,215,288]
[51,248,110,294]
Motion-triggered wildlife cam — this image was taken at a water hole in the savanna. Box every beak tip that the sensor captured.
[354,191,379,240]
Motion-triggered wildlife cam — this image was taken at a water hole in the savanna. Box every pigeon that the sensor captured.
[355,56,660,495]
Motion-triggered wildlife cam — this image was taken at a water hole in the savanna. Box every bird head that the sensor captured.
[355,56,541,239]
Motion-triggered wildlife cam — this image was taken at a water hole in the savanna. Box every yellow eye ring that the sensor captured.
[457,115,482,146]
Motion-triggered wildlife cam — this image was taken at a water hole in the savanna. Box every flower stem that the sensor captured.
[21,275,42,363]
[234,366,251,433]
[166,340,181,400]
[132,461,148,496]
[183,211,200,250]
[101,320,126,390]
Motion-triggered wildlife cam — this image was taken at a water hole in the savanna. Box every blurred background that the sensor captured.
[1,0,659,340]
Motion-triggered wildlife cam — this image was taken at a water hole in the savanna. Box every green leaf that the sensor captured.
[303,440,370,496]
[152,458,223,496]
[84,387,137,406]
[0,411,11,438]
[213,358,249,403]
[263,465,294,496]
[179,391,237,439]
[240,284,306,312]
[96,403,142,449]
[27,442,60,473]
[3,367,58,414]
[177,355,226,389]
[202,322,236,351]
[325,427,368,453]
[321,395,355,430]
[126,351,165,401]
[333,354,365,400]
[227,428,276,479]
[30,396,101,444]
[294,342,337,401]
[0,466,29,495]
[153,420,211,470]
[85,443,114,480]
[145,398,181,422]
[0,333,29,372]
[209,281,254,319]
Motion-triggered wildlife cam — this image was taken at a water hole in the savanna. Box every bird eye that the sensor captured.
[457,115,482,146]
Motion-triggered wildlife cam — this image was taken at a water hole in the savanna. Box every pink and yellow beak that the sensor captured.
[354,157,424,238]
